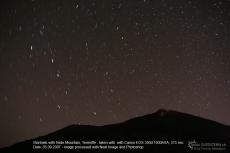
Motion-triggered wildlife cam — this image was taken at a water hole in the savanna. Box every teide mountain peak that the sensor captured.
[1,109,230,153]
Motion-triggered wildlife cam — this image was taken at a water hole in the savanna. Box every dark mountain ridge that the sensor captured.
[1,109,230,152]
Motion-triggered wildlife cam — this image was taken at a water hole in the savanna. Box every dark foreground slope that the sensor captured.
[1,109,230,153]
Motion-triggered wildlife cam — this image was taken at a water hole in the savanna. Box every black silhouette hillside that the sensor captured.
[1,109,230,152]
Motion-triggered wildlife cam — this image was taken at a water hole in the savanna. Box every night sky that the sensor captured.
[1,0,230,147]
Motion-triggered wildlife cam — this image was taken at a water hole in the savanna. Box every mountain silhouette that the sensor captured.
[1,109,230,152]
